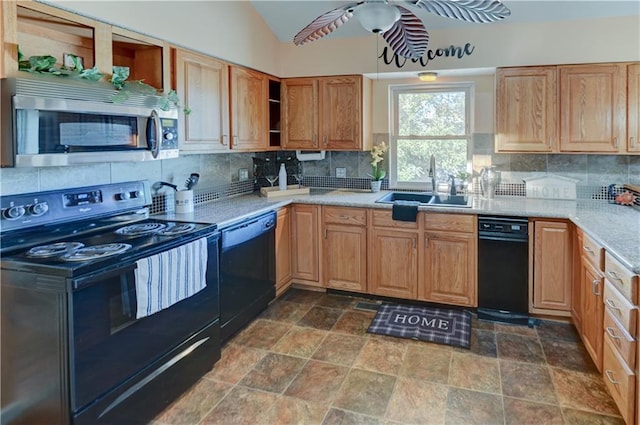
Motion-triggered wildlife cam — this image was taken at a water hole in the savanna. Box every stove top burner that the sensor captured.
[157,223,197,236]
[27,242,86,258]
[60,243,132,262]
[115,223,167,236]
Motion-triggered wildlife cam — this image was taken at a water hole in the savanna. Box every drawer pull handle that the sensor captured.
[592,279,601,296]
[607,271,623,282]
[582,246,594,255]
[605,327,620,340]
[605,370,620,385]
[605,299,622,313]
[339,215,350,219]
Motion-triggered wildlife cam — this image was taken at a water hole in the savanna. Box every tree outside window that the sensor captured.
[389,83,472,190]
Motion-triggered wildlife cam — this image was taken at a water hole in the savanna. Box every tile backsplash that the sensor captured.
[0,133,637,197]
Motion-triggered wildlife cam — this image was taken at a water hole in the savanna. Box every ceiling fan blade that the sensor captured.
[411,0,511,23]
[293,3,362,45]
[382,6,429,59]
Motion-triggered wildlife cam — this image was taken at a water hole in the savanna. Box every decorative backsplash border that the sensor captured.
[150,177,638,214]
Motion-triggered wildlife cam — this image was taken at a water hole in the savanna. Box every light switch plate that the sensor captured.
[336,167,347,178]
[239,168,249,181]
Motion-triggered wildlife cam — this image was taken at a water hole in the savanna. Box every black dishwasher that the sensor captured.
[219,211,276,342]
[477,216,530,325]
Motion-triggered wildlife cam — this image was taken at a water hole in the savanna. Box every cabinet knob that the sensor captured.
[591,279,601,296]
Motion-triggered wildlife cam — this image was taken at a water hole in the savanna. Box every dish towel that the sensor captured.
[392,200,420,222]
[135,237,208,319]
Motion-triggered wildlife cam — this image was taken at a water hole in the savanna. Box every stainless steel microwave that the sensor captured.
[1,77,179,167]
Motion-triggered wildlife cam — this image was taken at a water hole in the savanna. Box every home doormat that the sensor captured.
[367,303,471,348]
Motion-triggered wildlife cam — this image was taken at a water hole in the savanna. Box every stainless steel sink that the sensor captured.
[375,192,472,208]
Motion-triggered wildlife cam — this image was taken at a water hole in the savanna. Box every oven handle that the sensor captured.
[98,336,210,419]
[73,263,138,291]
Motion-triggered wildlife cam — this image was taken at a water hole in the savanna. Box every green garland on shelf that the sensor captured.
[17,48,188,113]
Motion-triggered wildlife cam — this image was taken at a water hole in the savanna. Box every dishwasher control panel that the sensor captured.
[478,216,528,240]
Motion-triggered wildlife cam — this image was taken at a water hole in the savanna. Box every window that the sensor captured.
[389,83,473,190]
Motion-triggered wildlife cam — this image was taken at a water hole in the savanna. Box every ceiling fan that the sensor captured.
[293,0,511,59]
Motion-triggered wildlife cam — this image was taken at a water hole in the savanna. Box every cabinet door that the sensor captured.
[282,78,318,149]
[369,228,418,299]
[322,224,367,292]
[174,49,229,152]
[495,67,557,152]
[291,204,321,285]
[320,76,362,150]
[582,259,604,371]
[628,63,640,153]
[230,66,268,151]
[571,230,583,332]
[533,221,572,312]
[559,63,627,153]
[421,232,477,307]
[275,207,292,296]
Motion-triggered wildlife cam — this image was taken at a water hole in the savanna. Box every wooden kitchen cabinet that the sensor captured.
[531,220,572,315]
[495,66,557,152]
[559,63,627,153]
[229,65,268,151]
[368,210,419,299]
[282,75,371,151]
[628,63,640,153]
[321,207,367,293]
[275,207,292,296]
[173,48,229,153]
[291,204,321,286]
[420,213,477,307]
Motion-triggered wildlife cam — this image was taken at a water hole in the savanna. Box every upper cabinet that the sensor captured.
[628,64,640,153]
[559,63,627,153]
[173,48,229,153]
[229,65,268,151]
[496,62,638,155]
[282,75,371,151]
[495,67,557,152]
[2,2,167,89]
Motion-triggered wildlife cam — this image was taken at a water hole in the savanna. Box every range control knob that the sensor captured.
[131,190,141,199]
[164,132,175,141]
[28,202,49,216]
[115,192,131,201]
[2,205,26,220]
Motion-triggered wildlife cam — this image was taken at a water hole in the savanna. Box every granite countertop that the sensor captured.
[159,189,640,274]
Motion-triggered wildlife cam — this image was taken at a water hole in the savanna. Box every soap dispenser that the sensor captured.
[278,163,287,191]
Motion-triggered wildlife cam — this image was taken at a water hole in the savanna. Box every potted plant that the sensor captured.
[369,141,388,193]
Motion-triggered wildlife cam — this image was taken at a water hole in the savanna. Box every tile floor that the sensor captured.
[152,288,624,425]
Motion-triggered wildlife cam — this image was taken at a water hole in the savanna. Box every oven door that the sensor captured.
[69,235,219,413]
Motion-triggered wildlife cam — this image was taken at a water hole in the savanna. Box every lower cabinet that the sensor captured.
[531,220,573,314]
[581,258,604,371]
[368,211,419,299]
[419,213,477,307]
[291,204,321,286]
[322,207,367,292]
[275,207,292,296]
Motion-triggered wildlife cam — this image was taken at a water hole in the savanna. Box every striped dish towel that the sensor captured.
[135,237,208,319]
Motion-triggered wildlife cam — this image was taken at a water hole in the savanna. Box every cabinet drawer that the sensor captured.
[323,206,366,226]
[603,280,637,337]
[604,309,636,369]
[603,337,635,425]
[372,210,419,229]
[605,252,639,304]
[424,213,475,233]
[580,232,604,271]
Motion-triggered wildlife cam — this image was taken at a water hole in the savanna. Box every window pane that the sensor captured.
[398,91,466,136]
[397,139,467,182]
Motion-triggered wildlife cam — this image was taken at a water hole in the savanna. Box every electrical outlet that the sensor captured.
[336,167,347,178]
[238,168,249,181]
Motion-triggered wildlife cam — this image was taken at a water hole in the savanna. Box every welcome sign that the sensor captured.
[379,43,475,69]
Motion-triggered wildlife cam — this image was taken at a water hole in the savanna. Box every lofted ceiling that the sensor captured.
[251,0,639,43]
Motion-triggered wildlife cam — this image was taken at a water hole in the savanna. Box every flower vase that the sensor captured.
[370,180,382,193]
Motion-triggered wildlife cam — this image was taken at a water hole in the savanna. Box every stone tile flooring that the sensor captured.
[152,288,624,425]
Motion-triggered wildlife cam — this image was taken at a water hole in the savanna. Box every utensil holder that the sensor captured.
[175,190,194,214]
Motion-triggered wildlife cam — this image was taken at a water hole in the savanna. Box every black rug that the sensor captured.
[367,303,471,348]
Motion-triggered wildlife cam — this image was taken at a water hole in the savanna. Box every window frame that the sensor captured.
[388,82,474,190]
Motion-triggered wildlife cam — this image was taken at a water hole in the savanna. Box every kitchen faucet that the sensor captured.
[428,155,437,193]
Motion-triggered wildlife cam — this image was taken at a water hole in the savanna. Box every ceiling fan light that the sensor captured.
[418,72,438,82]
[357,2,401,34]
